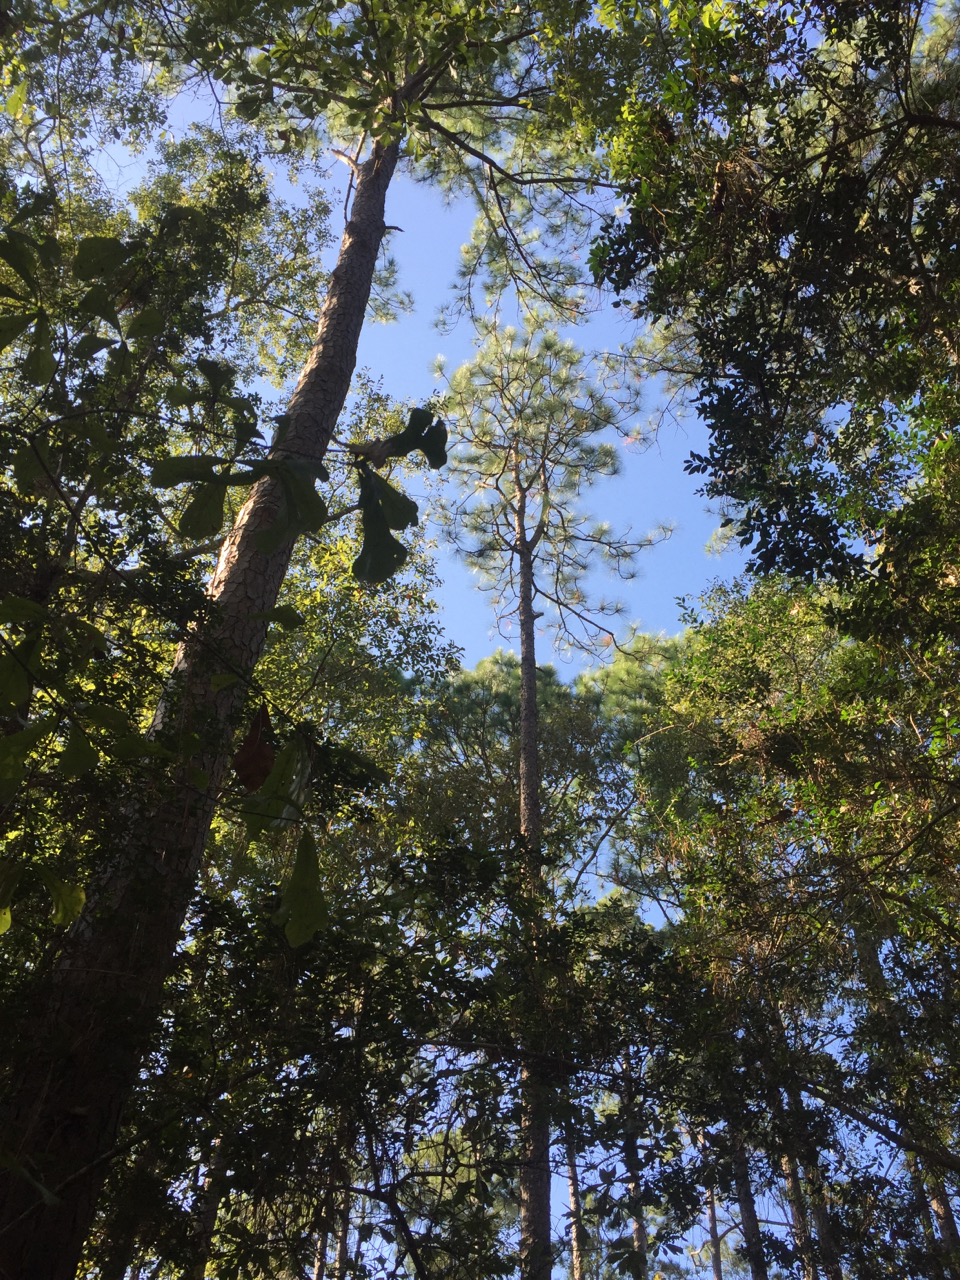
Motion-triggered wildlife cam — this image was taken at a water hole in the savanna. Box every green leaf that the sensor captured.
[0,859,21,934]
[272,828,328,947]
[0,234,38,290]
[59,724,100,778]
[377,407,448,469]
[73,237,130,281]
[150,455,223,487]
[0,596,48,624]
[362,471,419,531]
[124,306,165,339]
[0,715,54,803]
[22,313,55,384]
[77,283,121,332]
[4,80,28,117]
[0,312,33,352]
[110,734,175,760]
[280,460,329,532]
[0,633,41,715]
[36,867,85,926]
[256,604,304,631]
[83,704,132,733]
[242,737,312,839]
[196,356,234,394]
[72,333,116,361]
[179,482,226,539]
[352,499,408,584]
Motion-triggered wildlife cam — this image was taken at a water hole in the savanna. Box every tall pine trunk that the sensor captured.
[0,140,399,1280]
[514,471,553,1280]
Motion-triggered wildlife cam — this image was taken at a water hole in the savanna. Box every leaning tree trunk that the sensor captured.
[514,470,553,1280]
[0,139,400,1280]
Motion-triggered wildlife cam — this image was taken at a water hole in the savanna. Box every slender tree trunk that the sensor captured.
[706,1185,724,1280]
[187,1138,229,1280]
[927,1175,961,1280]
[731,1138,769,1280]
[514,474,553,1280]
[622,1129,649,1280]
[565,1135,590,1280]
[0,140,400,1280]
[334,1187,352,1280]
[780,1153,818,1280]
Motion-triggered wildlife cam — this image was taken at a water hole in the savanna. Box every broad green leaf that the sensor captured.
[72,333,116,361]
[0,633,40,715]
[0,234,38,290]
[272,829,328,947]
[77,283,121,332]
[0,859,21,934]
[0,715,54,803]
[36,867,85,926]
[150,455,223,487]
[73,236,130,281]
[242,738,312,839]
[0,312,33,352]
[196,356,234,393]
[179,482,226,539]
[0,596,48,624]
[257,604,304,631]
[280,460,329,532]
[124,306,165,339]
[110,734,175,760]
[22,313,55,384]
[59,724,100,778]
[376,407,448,469]
[352,499,408,584]
[3,80,28,117]
[83,704,131,733]
[362,471,419,531]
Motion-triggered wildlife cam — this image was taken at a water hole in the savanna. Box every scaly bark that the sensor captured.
[0,140,400,1280]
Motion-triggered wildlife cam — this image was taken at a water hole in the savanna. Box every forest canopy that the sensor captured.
[0,1,957,1278]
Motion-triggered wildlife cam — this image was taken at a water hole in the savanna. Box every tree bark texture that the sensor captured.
[0,140,400,1280]
[780,1153,818,1280]
[731,1139,769,1280]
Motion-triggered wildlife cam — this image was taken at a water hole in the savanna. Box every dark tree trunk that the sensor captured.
[780,1153,818,1280]
[731,1138,769,1280]
[622,1128,649,1280]
[0,140,399,1280]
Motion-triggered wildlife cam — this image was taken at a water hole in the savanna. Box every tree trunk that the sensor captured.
[706,1185,724,1280]
[927,1174,960,1280]
[780,1153,818,1280]
[187,1139,229,1280]
[0,139,399,1280]
[514,473,553,1280]
[622,1117,648,1280]
[565,1135,590,1280]
[731,1138,769,1280]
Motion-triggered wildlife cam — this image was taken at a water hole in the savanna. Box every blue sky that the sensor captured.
[343,166,745,670]
[98,116,745,671]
